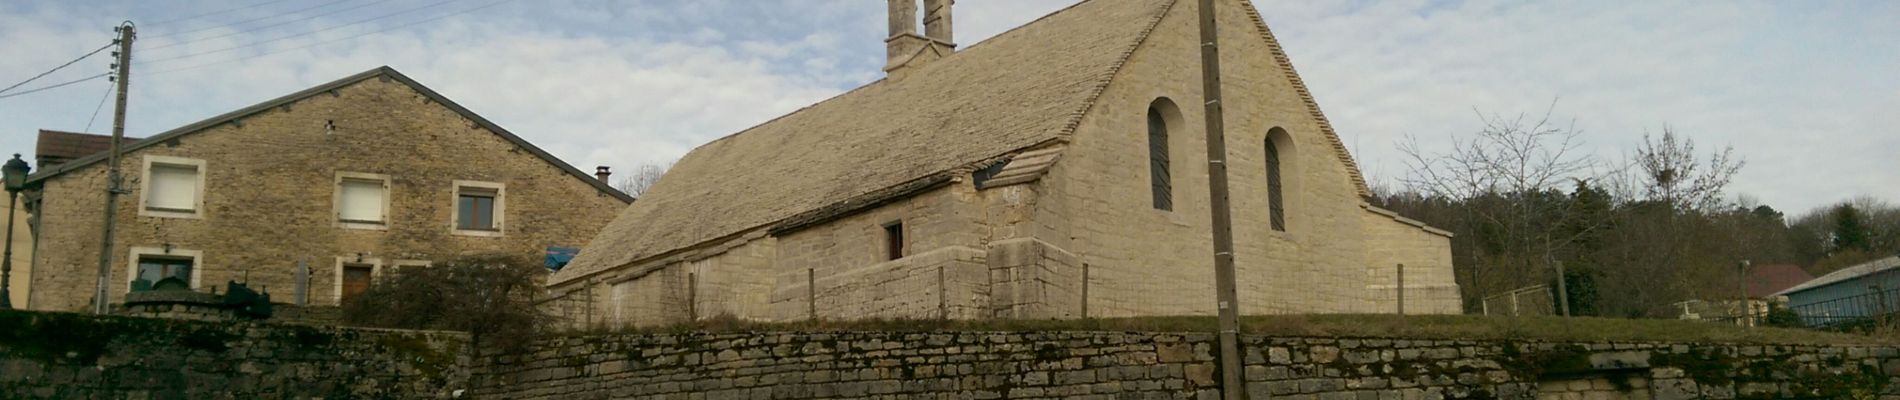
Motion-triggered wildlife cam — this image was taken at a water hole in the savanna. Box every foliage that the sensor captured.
[613,161,672,198]
[340,254,550,352]
[1762,304,1804,329]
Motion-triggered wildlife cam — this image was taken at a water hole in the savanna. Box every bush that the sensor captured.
[1762,304,1803,328]
[341,254,549,352]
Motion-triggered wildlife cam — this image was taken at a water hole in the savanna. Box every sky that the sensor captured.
[0,0,1894,215]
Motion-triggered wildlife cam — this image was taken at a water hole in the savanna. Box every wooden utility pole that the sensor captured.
[94,22,133,315]
[1194,0,1245,398]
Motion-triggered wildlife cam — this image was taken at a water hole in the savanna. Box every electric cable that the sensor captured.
[0,42,115,95]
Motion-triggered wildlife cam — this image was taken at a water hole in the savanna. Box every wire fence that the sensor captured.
[537,259,1465,330]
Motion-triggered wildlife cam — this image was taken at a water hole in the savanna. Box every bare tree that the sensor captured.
[1630,127,1744,212]
[1399,102,1605,312]
[615,162,672,198]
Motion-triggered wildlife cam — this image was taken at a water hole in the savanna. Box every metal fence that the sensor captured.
[1480,285,1552,317]
[1788,288,1899,329]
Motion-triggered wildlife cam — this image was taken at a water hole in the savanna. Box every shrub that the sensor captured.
[341,254,549,352]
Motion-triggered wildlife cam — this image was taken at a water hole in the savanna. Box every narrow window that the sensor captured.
[1265,138,1286,231]
[131,256,193,292]
[1148,107,1172,210]
[340,264,374,303]
[337,177,387,224]
[457,188,498,230]
[884,221,905,261]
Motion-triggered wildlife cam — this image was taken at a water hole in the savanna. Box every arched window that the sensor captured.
[1147,105,1172,210]
[1266,127,1293,232]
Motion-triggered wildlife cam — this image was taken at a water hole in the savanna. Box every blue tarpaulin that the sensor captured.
[545,247,579,271]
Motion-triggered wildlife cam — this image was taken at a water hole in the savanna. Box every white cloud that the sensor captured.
[2,0,1894,215]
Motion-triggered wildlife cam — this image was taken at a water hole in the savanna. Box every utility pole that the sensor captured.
[93,22,133,315]
[1194,1,1244,398]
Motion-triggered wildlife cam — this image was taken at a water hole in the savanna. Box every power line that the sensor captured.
[148,0,301,26]
[0,42,115,95]
[146,0,396,50]
[141,0,468,65]
[84,83,116,133]
[149,0,519,76]
[0,73,110,100]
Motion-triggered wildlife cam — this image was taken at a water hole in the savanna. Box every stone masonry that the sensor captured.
[552,0,1459,329]
[6,310,1897,399]
[25,68,628,312]
[476,331,1900,400]
[0,310,470,399]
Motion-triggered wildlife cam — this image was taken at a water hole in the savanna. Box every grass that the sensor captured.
[584,314,1896,346]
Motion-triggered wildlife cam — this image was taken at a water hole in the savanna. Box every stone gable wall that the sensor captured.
[27,76,626,312]
[1051,0,1458,317]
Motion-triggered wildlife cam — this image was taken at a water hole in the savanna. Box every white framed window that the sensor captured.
[451,180,505,237]
[139,156,206,219]
[126,246,203,292]
[334,172,391,230]
[334,256,384,305]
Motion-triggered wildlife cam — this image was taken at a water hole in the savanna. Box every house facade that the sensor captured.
[24,67,631,312]
[549,0,1460,327]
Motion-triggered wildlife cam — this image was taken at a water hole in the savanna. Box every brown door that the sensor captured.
[341,265,373,303]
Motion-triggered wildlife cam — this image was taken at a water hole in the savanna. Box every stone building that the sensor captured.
[551,0,1459,327]
[23,67,631,312]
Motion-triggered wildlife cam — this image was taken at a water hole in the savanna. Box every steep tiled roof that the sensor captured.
[1745,264,1813,298]
[34,130,140,166]
[555,0,1375,284]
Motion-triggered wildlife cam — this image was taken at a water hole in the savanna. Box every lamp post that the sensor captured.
[1,153,30,309]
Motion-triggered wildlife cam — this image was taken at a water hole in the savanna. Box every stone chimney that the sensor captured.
[595,166,612,182]
[885,0,956,79]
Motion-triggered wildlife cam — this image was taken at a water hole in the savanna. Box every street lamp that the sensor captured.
[1,153,29,309]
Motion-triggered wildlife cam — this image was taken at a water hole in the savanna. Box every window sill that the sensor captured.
[139,208,202,219]
[452,228,504,237]
[337,221,388,231]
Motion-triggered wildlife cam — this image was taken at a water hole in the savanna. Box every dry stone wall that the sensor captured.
[6,310,1897,399]
[474,331,1900,400]
[0,310,469,399]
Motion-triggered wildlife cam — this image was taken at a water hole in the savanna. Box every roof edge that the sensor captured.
[1233,0,1373,198]
[24,66,633,203]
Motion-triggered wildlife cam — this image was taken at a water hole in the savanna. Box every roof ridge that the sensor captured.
[25,66,632,202]
[1232,0,1373,198]
[698,0,1124,150]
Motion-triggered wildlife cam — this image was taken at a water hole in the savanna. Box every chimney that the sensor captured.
[595,166,612,182]
[885,0,955,79]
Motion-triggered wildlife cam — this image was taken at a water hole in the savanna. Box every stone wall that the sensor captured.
[26,71,627,312]
[472,331,1900,400]
[0,310,469,399]
[7,309,1898,399]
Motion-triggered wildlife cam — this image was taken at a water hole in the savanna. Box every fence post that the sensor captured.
[1555,261,1570,317]
[1396,263,1405,316]
[1081,263,1090,319]
[687,272,697,322]
[937,266,948,320]
[807,268,816,321]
